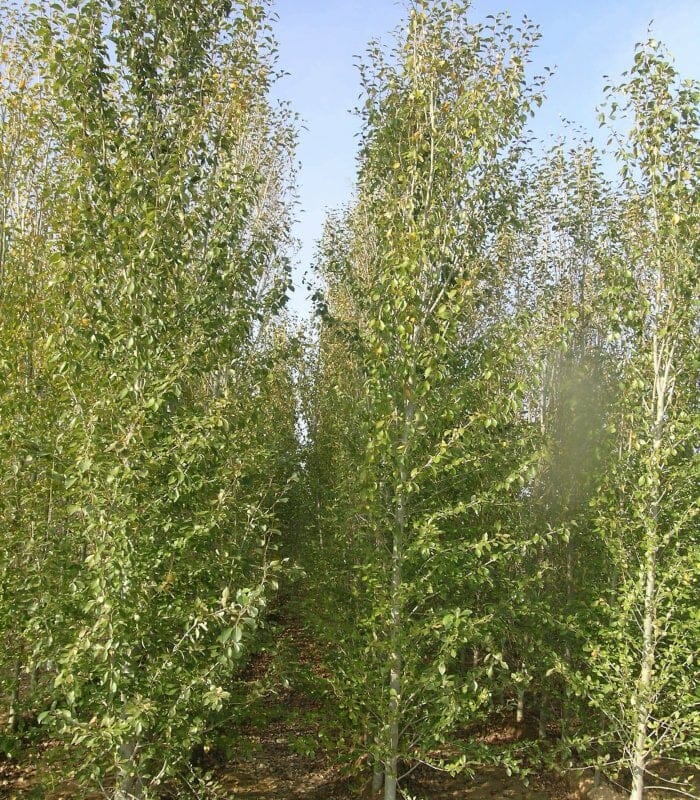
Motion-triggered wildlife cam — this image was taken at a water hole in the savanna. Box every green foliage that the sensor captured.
[0,0,297,795]
[1,5,697,800]
[301,16,698,800]
[304,3,552,796]
[580,40,700,792]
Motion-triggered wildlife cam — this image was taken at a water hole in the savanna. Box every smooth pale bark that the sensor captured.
[538,704,547,740]
[113,737,144,800]
[372,764,385,795]
[383,497,403,800]
[629,497,657,800]
[561,531,575,743]
[628,472,660,799]
[7,658,21,733]
[629,279,669,800]
[515,651,528,727]
[383,542,401,800]
[516,686,525,725]
[383,399,413,800]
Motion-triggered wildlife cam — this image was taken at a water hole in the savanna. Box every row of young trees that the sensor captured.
[1,0,299,795]
[0,1,697,799]
[300,4,698,800]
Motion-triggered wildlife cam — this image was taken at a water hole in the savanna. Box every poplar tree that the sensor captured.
[0,2,64,739]
[0,0,297,794]
[584,41,699,799]
[504,141,617,741]
[310,4,544,797]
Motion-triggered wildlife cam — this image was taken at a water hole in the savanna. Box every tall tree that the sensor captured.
[502,140,617,743]
[308,4,545,797]
[0,1,65,741]
[0,0,298,794]
[584,40,699,800]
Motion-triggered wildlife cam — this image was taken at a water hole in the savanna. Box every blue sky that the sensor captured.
[271,0,700,318]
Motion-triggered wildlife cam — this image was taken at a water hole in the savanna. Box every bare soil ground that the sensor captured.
[209,697,571,799]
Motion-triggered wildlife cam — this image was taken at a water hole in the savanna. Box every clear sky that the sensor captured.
[271,0,700,318]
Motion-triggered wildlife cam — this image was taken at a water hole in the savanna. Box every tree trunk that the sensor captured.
[562,530,575,743]
[630,312,666,800]
[629,539,656,800]
[538,701,547,739]
[384,399,413,800]
[384,525,402,800]
[372,765,385,795]
[516,686,525,725]
[7,658,21,734]
[113,737,144,800]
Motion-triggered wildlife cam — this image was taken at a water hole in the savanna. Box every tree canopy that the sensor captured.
[0,2,697,799]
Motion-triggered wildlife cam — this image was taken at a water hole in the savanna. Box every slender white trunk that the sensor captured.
[629,538,656,800]
[538,701,547,739]
[516,686,525,725]
[7,658,21,733]
[384,516,402,800]
[114,737,144,800]
[562,531,575,742]
[372,764,385,795]
[630,307,667,800]
[384,399,413,800]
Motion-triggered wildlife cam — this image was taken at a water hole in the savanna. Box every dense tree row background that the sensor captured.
[0,1,697,799]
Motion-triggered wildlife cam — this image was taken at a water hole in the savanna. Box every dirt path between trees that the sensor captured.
[211,693,569,799]
[3,609,695,799]
[209,613,571,800]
